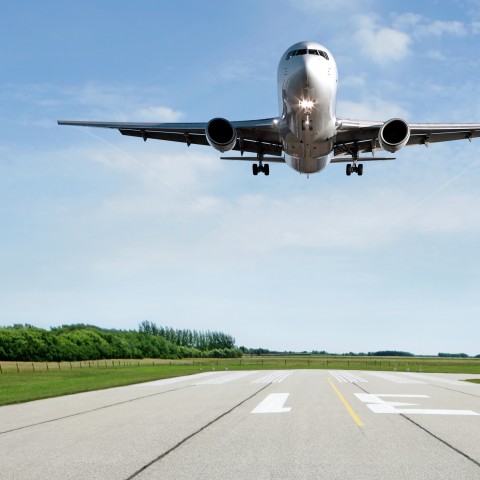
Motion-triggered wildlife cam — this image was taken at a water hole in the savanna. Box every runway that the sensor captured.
[1,370,479,479]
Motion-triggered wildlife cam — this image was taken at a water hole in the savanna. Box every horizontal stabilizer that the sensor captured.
[331,156,396,163]
[220,156,286,163]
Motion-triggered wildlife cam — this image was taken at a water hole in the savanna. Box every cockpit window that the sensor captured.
[308,49,330,60]
[286,49,329,60]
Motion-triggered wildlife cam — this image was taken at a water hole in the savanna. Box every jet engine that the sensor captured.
[205,117,237,152]
[378,118,410,153]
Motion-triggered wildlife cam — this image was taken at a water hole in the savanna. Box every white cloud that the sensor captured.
[130,106,184,122]
[393,14,467,37]
[3,82,184,124]
[337,98,409,121]
[354,15,411,65]
[293,0,375,12]
[414,20,466,37]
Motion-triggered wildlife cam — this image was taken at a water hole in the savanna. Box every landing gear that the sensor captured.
[346,163,363,176]
[252,162,269,176]
[346,142,364,176]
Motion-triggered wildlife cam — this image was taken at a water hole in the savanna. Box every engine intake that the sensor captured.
[205,117,237,152]
[378,118,410,153]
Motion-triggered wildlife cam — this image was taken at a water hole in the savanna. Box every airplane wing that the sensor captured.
[334,118,480,158]
[57,118,283,157]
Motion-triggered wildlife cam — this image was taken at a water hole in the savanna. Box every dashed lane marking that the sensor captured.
[192,371,256,385]
[367,371,424,384]
[329,370,368,383]
[399,372,478,386]
[252,371,293,384]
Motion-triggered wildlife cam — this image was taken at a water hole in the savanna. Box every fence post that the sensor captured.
[70,362,72,370]
[46,362,49,372]
[0,364,2,374]
[16,363,19,373]
[32,363,35,372]
[58,362,61,370]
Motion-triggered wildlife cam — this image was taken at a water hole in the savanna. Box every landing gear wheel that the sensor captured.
[358,164,363,176]
[346,164,352,176]
[264,164,270,176]
[252,164,259,176]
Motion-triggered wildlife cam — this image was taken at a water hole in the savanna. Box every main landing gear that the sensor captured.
[252,162,269,176]
[346,163,363,176]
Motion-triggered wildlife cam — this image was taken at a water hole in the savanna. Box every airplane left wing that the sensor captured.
[57,118,284,157]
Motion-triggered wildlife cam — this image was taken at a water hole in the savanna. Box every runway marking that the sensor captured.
[192,371,256,385]
[355,393,480,416]
[399,372,478,386]
[329,370,368,383]
[251,393,291,413]
[328,378,364,427]
[367,371,424,384]
[252,371,293,384]
[139,372,217,386]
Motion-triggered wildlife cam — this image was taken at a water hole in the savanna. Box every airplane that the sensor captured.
[58,41,480,177]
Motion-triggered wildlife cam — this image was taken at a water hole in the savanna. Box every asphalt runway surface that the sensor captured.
[1,370,479,479]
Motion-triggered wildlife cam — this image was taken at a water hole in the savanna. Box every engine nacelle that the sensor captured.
[378,118,410,153]
[205,117,237,152]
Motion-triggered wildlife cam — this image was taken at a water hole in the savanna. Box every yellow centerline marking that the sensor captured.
[328,377,364,427]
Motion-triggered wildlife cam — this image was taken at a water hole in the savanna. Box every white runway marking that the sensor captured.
[252,371,293,384]
[193,371,256,385]
[138,372,217,387]
[251,393,292,414]
[399,372,478,386]
[367,371,425,384]
[355,393,480,416]
[329,370,368,383]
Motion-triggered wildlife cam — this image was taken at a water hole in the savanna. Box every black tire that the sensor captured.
[346,164,352,176]
[252,164,258,176]
[264,164,270,176]
[358,164,363,176]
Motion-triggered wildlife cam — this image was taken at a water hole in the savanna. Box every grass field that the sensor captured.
[1,356,479,406]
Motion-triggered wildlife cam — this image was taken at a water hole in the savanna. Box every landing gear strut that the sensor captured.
[251,144,270,176]
[346,146,363,176]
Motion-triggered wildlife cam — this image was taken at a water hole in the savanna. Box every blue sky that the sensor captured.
[1,0,480,355]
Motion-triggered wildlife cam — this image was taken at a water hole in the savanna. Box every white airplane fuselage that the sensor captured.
[277,41,338,174]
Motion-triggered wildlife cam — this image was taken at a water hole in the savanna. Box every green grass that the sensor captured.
[1,356,479,406]
[0,365,202,406]
[465,379,480,384]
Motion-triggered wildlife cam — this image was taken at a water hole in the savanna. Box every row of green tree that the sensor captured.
[0,323,242,362]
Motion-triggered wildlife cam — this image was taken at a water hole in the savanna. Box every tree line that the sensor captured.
[0,322,242,362]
